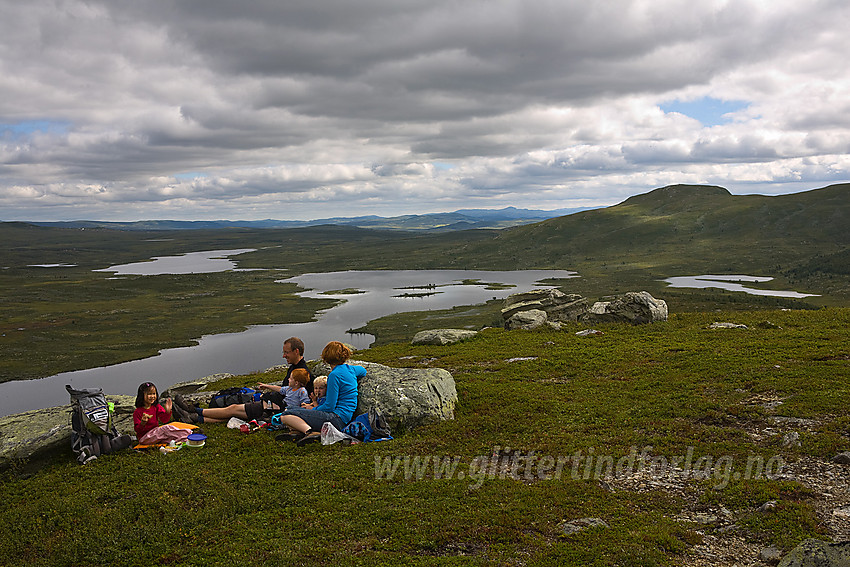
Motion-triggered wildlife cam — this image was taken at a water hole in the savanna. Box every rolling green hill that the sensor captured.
[452,183,849,271]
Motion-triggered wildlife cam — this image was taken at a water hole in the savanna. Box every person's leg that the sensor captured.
[199,403,250,422]
[277,414,311,434]
[295,410,344,446]
[273,409,321,441]
[171,403,199,424]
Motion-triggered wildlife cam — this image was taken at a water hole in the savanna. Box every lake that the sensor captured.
[661,274,819,298]
[92,248,258,275]
[0,265,576,416]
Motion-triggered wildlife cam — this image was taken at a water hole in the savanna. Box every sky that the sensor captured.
[1,0,849,222]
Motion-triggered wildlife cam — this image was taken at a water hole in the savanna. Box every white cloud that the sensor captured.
[0,0,848,220]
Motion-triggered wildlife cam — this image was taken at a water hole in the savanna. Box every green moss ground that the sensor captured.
[1,308,848,566]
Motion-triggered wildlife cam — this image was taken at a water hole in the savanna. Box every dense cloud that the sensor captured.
[1,0,848,220]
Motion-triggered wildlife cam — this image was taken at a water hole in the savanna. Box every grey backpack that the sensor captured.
[66,385,132,465]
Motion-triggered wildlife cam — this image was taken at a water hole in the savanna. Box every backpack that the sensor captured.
[208,387,261,408]
[342,409,393,442]
[66,385,133,465]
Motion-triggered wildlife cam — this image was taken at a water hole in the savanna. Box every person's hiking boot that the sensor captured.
[171,404,194,424]
[296,431,321,447]
[275,431,305,442]
[173,394,196,413]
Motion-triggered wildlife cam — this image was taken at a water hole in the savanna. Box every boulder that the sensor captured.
[0,395,136,469]
[778,539,850,567]
[559,517,609,536]
[832,452,850,465]
[310,360,457,431]
[411,329,478,346]
[501,289,666,328]
[501,289,588,323]
[579,291,668,325]
[709,322,749,329]
[761,547,783,564]
[576,329,604,337]
[505,309,548,330]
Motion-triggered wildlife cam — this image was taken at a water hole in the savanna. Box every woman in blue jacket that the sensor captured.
[277,341,366,446]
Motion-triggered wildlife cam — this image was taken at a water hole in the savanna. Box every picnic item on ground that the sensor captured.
[186,433,207,447]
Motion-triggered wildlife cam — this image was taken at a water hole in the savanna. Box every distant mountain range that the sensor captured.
[28,206,594,232]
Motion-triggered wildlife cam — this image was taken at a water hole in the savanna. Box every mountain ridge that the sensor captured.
[429,183,850,280]
[21,206,590,232]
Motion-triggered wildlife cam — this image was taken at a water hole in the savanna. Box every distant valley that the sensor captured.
[1,182,849,383]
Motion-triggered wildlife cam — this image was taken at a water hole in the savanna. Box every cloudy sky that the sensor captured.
[1,0,849,221]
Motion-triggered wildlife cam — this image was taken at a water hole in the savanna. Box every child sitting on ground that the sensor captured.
[301,375,327,409]
[133,382,173,439]
[258,368,311,412]
[275,375,327,441]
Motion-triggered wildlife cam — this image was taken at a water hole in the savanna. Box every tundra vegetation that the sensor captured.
[0,185,848,564]
[1,309,849,565]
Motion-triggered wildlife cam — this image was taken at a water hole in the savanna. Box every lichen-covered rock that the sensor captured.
[580,291,668,325]
[411,329,477,346]
[505,308,548,330]
[310,360,457,431]
[502,289,666,328]
[709,322,749,329]
[501,289,588,323]
[778,538,850,566]
[559,517,609,536]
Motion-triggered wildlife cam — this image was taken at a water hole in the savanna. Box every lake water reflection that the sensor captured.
[0,269,576,416]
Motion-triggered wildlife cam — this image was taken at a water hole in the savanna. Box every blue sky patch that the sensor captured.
[173,172,208,180]
[1,119,70,138]
[660,97,749,127]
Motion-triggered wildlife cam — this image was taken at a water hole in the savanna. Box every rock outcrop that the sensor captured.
[501,289,588,323]
[559,517,609,537]
[311,360,457,431]
[709,322,749,329]
[778,539,850,567]
[579,291,668,325]
[411,328,478,346]
[502,290,667,329]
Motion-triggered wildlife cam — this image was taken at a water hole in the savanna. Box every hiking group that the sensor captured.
[132,337,365,447]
